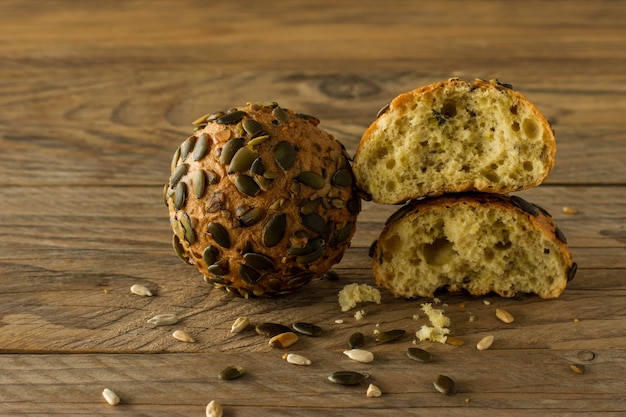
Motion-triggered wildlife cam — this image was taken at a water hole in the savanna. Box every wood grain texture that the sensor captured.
[0,0,625,415]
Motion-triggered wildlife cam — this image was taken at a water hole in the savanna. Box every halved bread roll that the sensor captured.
[370,193,576,299]
[353,79,556,204]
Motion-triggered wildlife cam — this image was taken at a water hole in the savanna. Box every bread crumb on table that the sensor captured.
[338,283,382,312]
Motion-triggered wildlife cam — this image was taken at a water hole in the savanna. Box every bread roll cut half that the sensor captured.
[353,79,556,204]
[370,193,576,299]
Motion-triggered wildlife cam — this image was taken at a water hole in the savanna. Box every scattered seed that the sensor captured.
[292,322,323,337]
[433,374,456,395]
[147,313,179,326]
[344,349,374,363]
[366,383,382,398]
[562,206,579,215]
[283,353,312,366]
[445,337,465,346]
[130,284,153,297]
[102,388,120,406]
[218,364,245,380]
[495,308,515,324]
[335,319,344,324]
[263,213,287,247]
[577,350,596,361]
[328,371,367,386]
[570,364,585,375]
[256,322,292,337]
[230,316,250,334]
[269,332,299,349]
[407,347,432,363]
[172,330,195,343]
[375,329,406,343]
[476,335,494,351]
[206,400,223,417]
[274,141,297,170]
[348,332,365,349]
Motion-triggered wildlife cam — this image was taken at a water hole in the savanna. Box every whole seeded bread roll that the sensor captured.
[165,102,361,297]
[353,79,556,204]
[370,193,576,299]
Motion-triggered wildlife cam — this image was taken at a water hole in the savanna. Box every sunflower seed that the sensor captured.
[495,308,514,324]
[434,374,456,394]
[205,400,223,417]
[263,213,287,247]
[272,106,289,123]
[274,141,296,170]
[476,335,494,350]
[170,163,188,188]
[202,245,220,266]
[250,157,266,175]
[130,284,153,297]
[219,137,245,165]
[292,322,322,337]
[243,252,275,270]
[568,262,578,282]
[192,170,207,199]
[366,383,382,398]
[511,195,539,216]
[407,347,432,363]
[269,332,299,348]
[234,174,261,197]
[172,330,196,343]
[229,146,258,173]
[375,329,405,343]
[332,169,353,187]
[102,388,120,406]
[446,336,465,346]
[180,136,196,161]
[283,353,311,366]
[255,322,291,337]
[570,364,585,375]
[218,364,245,380]
[328,371,366,386]
[147,313,179,326]
[348,332,365,349]
[242,118,264,137]
[173,181,186,210]
[343,349,374,363]
[296,171,326,189]
[230,316,250,334]
[216,110,246,124]
[208,222,231,248]
[172,235,189,263]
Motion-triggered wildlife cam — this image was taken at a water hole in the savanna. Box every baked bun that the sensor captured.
[165,102,361,297]
[353,79,556,204]
[370,193,576,299]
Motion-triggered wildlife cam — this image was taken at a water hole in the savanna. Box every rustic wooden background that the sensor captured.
[0,1,625,415]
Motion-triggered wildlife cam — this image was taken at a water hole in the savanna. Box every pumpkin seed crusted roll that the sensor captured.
[370,193,576,299]
[165,102,361,297]
[353,78,556,204]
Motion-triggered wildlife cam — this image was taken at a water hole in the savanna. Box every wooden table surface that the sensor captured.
[1,1,625,415]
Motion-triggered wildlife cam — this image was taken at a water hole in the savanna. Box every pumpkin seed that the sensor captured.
[433,374,456,395]
[343,349,374,363]
[407,347,432,363]
[238,207,266,227]
[208,222,231,249]
[296,171,326,189]
[173,181,187,210]
[366,383,382,398]
[250,157,266,175]
[247,134,270,147]
[335,222,353,243]
[302,212,328,235]
[202,245,220,266]
[216,110,246,124]
[555,226,567,244]
[234,174,261,197]
[332,169,353,187]
[269,332,299,348]
[102,388,120,406]
[255,322,291,337]
[263,213,287,247]
[208,261,229,276]
[283,353,311,366]
[386,203,413,225]
[172,235,189,263]
[230,316,250,334]
[172,330,196,343]
[375,329,405,343]
[179,213,195,244]
[147,313,179,326]
[346,195,362,215]
[570,364,585,375]
[328,371,366,386]
[511,195,539,216]
[568,262,578,282]
[274,141,296,170]
[292,322,322,337]
[205,400,223,417]
[192,170,207,199]
[130,284,153,297]
[286,274,315,288]
[476,335,494,351]
[300,197,323,215]
[170,163,188,188]
[376,102,390,118]
[219,137,245,165]
[191,112,212,126]
[368,240,377,258]
[272,106,289,123]
[296,245,325,264]
[180,136,196,161]
[192,133,209,161]
[218,364,245,380]
[288,237,324,256]
[239,264,261,284]
[170,147,181,173]
[243,252,274,270]
[348,332,365,349]
[229,146,258,173]
[323,270,339,281]
[242,118,264,137]
[495,308,514,324]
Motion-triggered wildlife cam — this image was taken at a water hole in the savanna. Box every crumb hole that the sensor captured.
[522,118,540,139]
[510,105,518,115]
[386,159,396,169]
[523,161,534,171]
[511,121,520,132]
[423,237,455,266]
[385,181,396,192]
[441,99,457,117]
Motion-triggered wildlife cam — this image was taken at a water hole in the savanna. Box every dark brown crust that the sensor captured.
[166,103,361,297]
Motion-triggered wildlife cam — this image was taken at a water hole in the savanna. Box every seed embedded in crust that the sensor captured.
[173,181,187,210]
[243,252,275,270]
[229,146,258,174]
[332,169,353,187]
[263,213,287,247]
[193,169,207,199]
[343,349,374,363]
[208,222,231,249]
[242,118,264,137]
[296,171,326,189]
[510,195,540,216]
[130,284,153,297]
[495,308,515,324]
[180,136,196,161]
[476,335,495,351]
[193,133,209,161]
[202,245,220,266]
[272,106,289,123]
[170,163,189,188]
[239,263,261,285]
[206,400,224,417]
[274,141,297,170]
[234,174,261,197]
[172,330,196,343]
[216,110,246,124]
[220,137,245,165]
[102,388,120,406]
[269,332,299,349]
[433,374,456,395]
